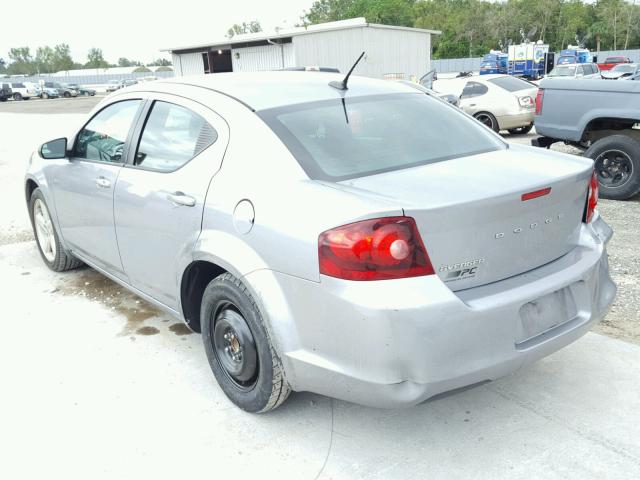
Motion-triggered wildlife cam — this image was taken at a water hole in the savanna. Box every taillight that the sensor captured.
[535,89,544,115]
[318,216,435,281]
[584,170,599,223]
[518,96,534,108]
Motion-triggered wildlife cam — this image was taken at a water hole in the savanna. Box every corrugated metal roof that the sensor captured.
[162,17,440,53]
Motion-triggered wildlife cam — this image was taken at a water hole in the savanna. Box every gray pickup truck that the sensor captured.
[532,78,640,200]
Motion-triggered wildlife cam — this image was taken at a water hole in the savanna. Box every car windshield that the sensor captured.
[259,93,505,181]
[549,66,577,77]
[487,76,533,91]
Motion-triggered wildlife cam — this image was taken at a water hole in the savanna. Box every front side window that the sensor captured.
[259,93,505,181]
[134,101,217,172]
[74,100,141,163]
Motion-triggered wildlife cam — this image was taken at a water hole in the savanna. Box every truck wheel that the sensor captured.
[585,135,640,200]
[474,112,499,132]
[201,273,291,413]
[13,93,23,101]
[508,125,533,135]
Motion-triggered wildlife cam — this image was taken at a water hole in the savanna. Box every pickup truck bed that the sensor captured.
[533,78,640,200]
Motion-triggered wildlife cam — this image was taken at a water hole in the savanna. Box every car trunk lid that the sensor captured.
[336,145,592,290]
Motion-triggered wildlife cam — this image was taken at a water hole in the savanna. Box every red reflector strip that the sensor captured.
[521,187,551,201]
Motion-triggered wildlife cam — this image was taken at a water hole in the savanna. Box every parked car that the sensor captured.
[106,80,123,92]
[41,87,60,99]
[546,63,600,79]
[24,82,42,98]
[25,72,616,412]
[601,63,640,80]
[532,78,640,200]
[434,74,537,134]
[68,84,96,96]
[44,82,78,98]
[0,82,12,102]
[597,56,631,71]
[9,82,38,100]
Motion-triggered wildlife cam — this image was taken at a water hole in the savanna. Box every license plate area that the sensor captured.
[516,287,577,347]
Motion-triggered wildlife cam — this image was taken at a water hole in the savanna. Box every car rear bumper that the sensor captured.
[245,214,616,408]
[497,111,534,130]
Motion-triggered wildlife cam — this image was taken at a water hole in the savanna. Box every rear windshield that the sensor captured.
[487,76,533,91]
[259,93,505,181]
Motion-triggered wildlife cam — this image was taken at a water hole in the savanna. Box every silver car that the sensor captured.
[25,72,616,412]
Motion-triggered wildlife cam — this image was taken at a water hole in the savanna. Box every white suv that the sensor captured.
[10,82,38,100]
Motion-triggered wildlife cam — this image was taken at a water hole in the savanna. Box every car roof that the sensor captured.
[139,71,419,111]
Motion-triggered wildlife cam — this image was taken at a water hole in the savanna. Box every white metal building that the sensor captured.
[162,18,440,80]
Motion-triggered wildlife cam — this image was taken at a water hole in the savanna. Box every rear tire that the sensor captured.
[508,125,533,135]
[584,135,640,200]
[42,92,49,99]
[29,188,83,272]
[474,112,499,133]
[201,273,290,413]
[63,91,70,98]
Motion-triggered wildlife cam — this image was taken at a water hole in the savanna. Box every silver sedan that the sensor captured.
[25,72,616,412]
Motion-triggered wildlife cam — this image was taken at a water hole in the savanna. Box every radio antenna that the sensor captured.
[329,51,365,91]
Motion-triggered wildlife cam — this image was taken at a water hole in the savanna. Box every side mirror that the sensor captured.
[40,138,68,159]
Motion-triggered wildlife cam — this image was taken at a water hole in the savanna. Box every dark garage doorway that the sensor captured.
[211,50,232,73]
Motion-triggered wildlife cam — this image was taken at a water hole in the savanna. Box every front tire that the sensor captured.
[29,188,83,272]
[63,91,70,98]
[42,92,49,99]
[585,135,640,200]
[474,112,499,132]
[201,273,290,413]
[13,93,23,101]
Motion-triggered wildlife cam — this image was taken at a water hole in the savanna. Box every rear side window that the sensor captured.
[134,101,217,172]
[12,83,25,88]
[259,93,505,181]
[460,82,488,99]
[74,100,142,163]
[487,76,533,92]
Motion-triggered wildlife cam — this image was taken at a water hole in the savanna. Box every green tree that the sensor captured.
[7,47,36,75]
[226,20,262,38]
[86,48,110,68]
[117,57,142,67]
[51,43,74,72]
[148,58,172,66]
[35,46,55,73]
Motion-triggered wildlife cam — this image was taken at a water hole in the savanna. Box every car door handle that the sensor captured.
[95,177,111,189]
[167,192,196,207]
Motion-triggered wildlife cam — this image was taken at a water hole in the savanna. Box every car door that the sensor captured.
[48,99,143,279]
[114,94,229,309]
[459,81,488,115]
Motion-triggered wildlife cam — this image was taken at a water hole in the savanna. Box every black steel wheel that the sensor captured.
[585,135,640,200]
[212,304,259,389]
[201,273,290,412]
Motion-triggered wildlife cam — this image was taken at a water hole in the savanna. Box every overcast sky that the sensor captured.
[0,0,314,64]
